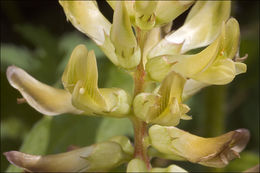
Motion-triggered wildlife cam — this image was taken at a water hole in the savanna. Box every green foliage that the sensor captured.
[224,152,259,172]
[0,44,40,72]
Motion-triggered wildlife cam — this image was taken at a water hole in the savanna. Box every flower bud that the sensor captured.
[134,1,158,30]
[4,141,132,172]
[111,1,141,69]
[151,164,187,172]
[127,158,148,172]
[133,72,190,126]
[149,125,250,168]
[108,136,134,156]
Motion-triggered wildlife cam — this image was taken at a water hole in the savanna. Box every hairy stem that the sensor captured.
[131,27,151,169]
[131,117,151,168]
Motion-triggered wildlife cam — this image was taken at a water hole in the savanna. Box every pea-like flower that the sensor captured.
[7,45,131,117]
[133,71,191,126]
[4,136,134,172]
[146,18,246,85]
[149,125,250,168]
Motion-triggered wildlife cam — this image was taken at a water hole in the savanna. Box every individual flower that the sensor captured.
[146,18,246,85]
[4,136,134,172]
[133,71,191,126]
[149,125,250,168]
[7,44,131,117]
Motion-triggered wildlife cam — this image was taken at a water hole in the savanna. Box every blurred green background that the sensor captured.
[1,1,259,172]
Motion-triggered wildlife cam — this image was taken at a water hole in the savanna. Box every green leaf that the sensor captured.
[102,61,134,95]
[95,117,134,142]
[223,151,259,172]
[14,24,58,56]
[0,44,40,72]
[1,117,28,140]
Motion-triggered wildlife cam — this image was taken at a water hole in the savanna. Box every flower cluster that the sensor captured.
[4,1,249,172]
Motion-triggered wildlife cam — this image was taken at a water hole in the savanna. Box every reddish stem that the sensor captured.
[132,117,151,169]
[131,26,151,169]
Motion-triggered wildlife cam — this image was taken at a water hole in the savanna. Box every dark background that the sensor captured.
[1,1,259,172]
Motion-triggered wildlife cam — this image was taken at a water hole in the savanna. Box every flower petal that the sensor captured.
[59,1,119,66]
[182,79,209,101]
[191,18,246,85]
[6,66,81,116]
[134,1,158,30]
[59,0,110,45]
[221,18,240,59]
[107,0,135,23]
[134,72,190,126]
[4,140,132,172]
[151,164,187,172]
[149,125,250,168]
[147,39,183,59]
[127,158,148,172]
[64,45,131,117]
[155,1,195,26]
[146,55,174,82]
[146,36,220,82]
[158,1,231,54]
[110,1,141,69]
[69,49,107,113]
[143,27,162,65]
[192,58,237,85]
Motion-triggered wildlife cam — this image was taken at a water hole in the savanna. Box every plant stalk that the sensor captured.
[131,27,151,169]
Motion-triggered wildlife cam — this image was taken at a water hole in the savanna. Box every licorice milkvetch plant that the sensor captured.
[4,1,250,172]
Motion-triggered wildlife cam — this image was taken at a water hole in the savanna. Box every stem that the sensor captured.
[131,27,151,169]
[204,85,227,172]
[131,117,151,169]
[204,85,227,137]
